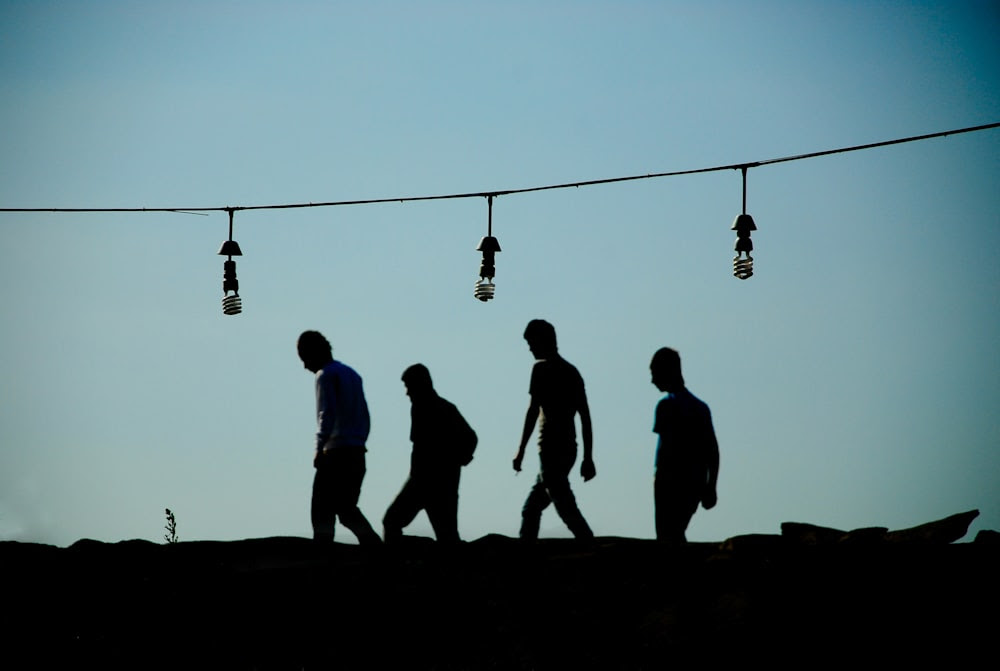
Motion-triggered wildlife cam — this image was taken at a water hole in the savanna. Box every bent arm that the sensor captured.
[513,399,540,471]
[579,396,593,463]
[707,435,719,490]
[702,419,720,508]
[518,399,540,451]
[579,394,596,481]
[316,373,336,452]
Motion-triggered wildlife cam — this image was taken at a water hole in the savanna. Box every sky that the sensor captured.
[1,1,997,546]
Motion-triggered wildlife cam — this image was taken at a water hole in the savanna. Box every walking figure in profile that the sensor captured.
[297,330,381,545]
[649,347,719,543]
[512,319,595,540]
[383,364,477,544]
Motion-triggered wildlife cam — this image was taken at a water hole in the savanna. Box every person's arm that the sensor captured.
[454,405,477,466]
[578,393,596,481]
[702,413,719,509]
[513,399,539,472]
[315,371,337,464]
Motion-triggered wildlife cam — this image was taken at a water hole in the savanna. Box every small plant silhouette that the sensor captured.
[163,508,179,544]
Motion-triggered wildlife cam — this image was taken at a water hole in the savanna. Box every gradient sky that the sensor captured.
[1,1,997,546]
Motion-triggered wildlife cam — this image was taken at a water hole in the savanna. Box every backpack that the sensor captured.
[449,404,478,466]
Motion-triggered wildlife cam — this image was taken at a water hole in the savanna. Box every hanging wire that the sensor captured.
[0,122,996,216]
[741,166,748,215]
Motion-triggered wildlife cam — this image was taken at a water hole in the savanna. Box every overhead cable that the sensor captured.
[1,121,996,215]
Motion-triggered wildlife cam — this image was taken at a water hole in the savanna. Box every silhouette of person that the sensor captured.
[297,330,381,545]
[649,347,719,543]
[383,364,477,544]
[513,319,595,540]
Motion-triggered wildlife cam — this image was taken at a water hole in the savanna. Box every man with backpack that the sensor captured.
[383,364,477,544]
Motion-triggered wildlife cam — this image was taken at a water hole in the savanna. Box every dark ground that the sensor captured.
[3,524,997,669]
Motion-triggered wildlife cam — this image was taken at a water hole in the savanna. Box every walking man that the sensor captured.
[649,347,719,543]
[383,364,477,544]
[297,330,381,545]
[512,319,595,540]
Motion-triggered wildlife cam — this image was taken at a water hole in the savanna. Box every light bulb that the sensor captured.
[731,213,756,281]
[733,253,753,280]
[218,210,245,315]
[474,278,495,301]
[222,293,242,315]
[475,235,501,302]
[220,254,242,315]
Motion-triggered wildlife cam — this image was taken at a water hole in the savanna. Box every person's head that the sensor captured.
[523,319,557,358]
[650,347,684,392]
[297,330,333,373]
[401,363,434,400]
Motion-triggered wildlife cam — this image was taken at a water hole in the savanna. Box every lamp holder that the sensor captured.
[474,195,501,301]
[219,208,243,314]
[731,167,756,280]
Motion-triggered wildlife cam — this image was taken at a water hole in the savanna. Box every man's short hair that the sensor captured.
[651,347,684,386]
[523,319,557,350]
[401,363,433,390]
[297,330,332,360]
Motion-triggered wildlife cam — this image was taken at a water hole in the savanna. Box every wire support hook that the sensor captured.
[740,166,748,215]
[486,195,494,236]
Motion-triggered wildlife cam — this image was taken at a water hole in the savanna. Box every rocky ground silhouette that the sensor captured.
[3,511,995,669]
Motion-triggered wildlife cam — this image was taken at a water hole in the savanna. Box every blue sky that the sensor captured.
[1,1,997,545]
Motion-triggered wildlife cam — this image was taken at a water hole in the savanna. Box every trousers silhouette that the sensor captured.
[519,449,593,539]
[311,447,381,544]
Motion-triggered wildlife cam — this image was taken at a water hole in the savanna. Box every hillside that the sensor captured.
[3,511,995,669]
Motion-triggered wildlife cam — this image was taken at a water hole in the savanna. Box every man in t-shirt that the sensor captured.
[297,330,381,545]
[650,347,719,543]
[383,364,477,544]
[513,320,595,540]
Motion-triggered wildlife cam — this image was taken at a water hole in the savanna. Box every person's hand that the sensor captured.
[313,450,322,469]
[580,458,596,482]
[702,488,717,510]
[512,452,524,473]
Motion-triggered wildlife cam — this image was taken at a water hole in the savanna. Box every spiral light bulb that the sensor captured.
[218,211,244,316]
[474,278,496,301]
[219,255,243,314]
[731,213,756,280]
[474,197,502,302]
[222,293,242,315]
[731,167,757,281]
[475,235,501,302]
[733,252,754,280]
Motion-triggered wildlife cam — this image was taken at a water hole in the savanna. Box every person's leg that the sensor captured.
[519,474,552,540]
[542,449,593,539]
[311,454,338,543]
[383,476,424,544]
[654,473,699,543]
[331,447,382,545]
[425,467,461,544]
